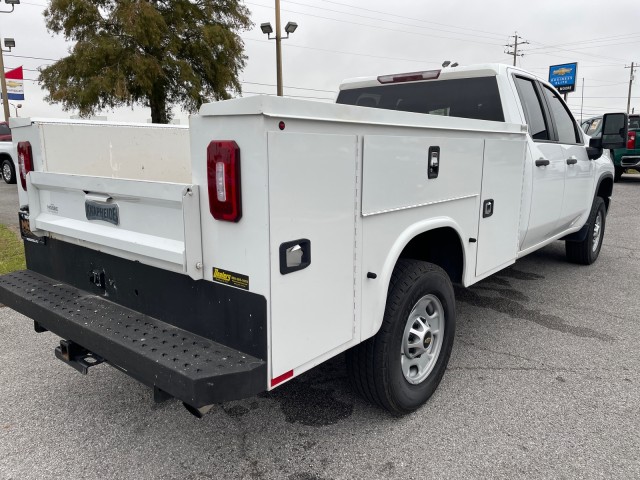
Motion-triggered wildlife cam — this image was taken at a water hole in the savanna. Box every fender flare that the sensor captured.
[563,172,613,243]
[362,217,467,341]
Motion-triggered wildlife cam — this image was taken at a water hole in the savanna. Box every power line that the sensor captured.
[244,37,443,65]
[280,0,506,42]
[316,0,507,39]
[246,1,505,47]
[6,54,57,62]
[526,38,629,64]
[242,80,335,93]
[526,33,640,52]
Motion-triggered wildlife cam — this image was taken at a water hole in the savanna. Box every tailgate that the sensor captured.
[26,172,203,279]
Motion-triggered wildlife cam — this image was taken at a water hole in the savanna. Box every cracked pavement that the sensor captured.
[1,177,639,479]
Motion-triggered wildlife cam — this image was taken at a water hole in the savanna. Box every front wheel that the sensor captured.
[566,196,606,265]
[1,158,16,184]
[346,259,455,415]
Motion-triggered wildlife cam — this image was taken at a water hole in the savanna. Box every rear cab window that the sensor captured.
[336,76,505,122]
[513,76,550,141]
[0,123,10,136]
[513,75,582,145]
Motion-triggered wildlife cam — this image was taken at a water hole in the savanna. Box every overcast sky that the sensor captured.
[3,0,639,124]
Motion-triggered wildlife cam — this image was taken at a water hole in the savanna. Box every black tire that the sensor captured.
[566,196,606,265]
[1,158,16,184]
[346,259,455,415]
[614,166,623,183]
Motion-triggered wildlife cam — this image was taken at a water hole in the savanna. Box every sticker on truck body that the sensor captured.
[212,267,249,290]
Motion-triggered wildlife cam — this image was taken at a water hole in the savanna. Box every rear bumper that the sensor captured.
[0,270,267,408]
[620,156,640,168]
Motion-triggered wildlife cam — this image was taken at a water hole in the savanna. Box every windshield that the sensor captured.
[336,76,505,122]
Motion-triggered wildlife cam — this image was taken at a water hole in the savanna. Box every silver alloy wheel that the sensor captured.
[592,210,602,253]
[400,294,445,385]
[2,162,10,182]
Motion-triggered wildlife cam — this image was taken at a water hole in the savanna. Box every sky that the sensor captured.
[2,0,639,124]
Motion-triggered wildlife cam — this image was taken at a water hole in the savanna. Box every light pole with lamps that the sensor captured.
[260,0,298,97]
[0,0,21,122]
[0,0,19,14]
[0,37,16,122]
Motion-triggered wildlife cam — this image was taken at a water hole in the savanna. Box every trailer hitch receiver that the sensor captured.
[54,339,105,375]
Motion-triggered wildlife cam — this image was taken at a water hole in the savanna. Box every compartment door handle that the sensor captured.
[279,239,311,275]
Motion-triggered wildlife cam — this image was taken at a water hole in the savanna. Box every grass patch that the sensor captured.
[0,224,26,275]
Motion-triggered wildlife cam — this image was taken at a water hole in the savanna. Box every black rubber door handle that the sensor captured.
[566,158,578,165]
[535,159,550,167]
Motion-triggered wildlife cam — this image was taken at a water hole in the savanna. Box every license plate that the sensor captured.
[85,201,120,226]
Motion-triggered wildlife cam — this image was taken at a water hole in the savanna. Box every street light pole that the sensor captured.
[0,41,10,122]
[275,0,283,97]
[0,0,20,122]
[260,7,297,97]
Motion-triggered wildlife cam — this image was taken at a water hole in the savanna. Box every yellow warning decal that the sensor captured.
[212,267,249,290]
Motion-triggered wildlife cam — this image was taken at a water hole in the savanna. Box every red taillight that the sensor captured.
[627,131,636,150]
[377,69,441,84]
[207,140,242,222]
[17,141,33,190]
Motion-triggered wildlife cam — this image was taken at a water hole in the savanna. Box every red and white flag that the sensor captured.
[5,66,24,100]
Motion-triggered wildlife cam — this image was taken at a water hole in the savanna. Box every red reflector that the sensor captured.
[377,69,441,84]
[17,141,33,191]
[271,369,293,387]
[207,140,242,222]
[628,131,636,150]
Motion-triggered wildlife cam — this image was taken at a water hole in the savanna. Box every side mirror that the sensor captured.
[601,112,628,149]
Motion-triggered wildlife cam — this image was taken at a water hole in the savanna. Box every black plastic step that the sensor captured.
[0,270,267,408]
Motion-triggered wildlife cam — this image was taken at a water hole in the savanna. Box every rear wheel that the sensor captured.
[346,259,455,415]
[566,196,606,265]
[1,158,15,184]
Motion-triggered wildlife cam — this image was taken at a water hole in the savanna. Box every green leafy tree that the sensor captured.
[40,0,252,123]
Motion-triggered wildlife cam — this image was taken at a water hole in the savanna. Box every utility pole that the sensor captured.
[0,42,9,122]
[505,32,528,66]
[580,77,584,123]
[625,62,635,114]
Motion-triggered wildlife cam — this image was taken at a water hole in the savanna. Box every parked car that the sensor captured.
[613,115,640,181]
[0,141,16,184]
[0,121,11,142]
[581,114,640,181]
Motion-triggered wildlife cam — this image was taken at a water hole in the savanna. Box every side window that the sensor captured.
[514,77,549,140]
[0,123,9,135]
[542,86,580,144]
[586,118,602,137]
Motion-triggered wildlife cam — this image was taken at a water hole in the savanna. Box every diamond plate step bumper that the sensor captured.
[0,270,267,408]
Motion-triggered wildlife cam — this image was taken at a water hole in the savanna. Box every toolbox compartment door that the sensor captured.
[268,132,357,379]
[475,138,526,277]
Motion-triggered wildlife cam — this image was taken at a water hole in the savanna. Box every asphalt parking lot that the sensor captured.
[0,177,639,480]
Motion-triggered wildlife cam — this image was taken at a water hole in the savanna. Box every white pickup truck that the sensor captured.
[0,64,628,416]
[1,141,16,184]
